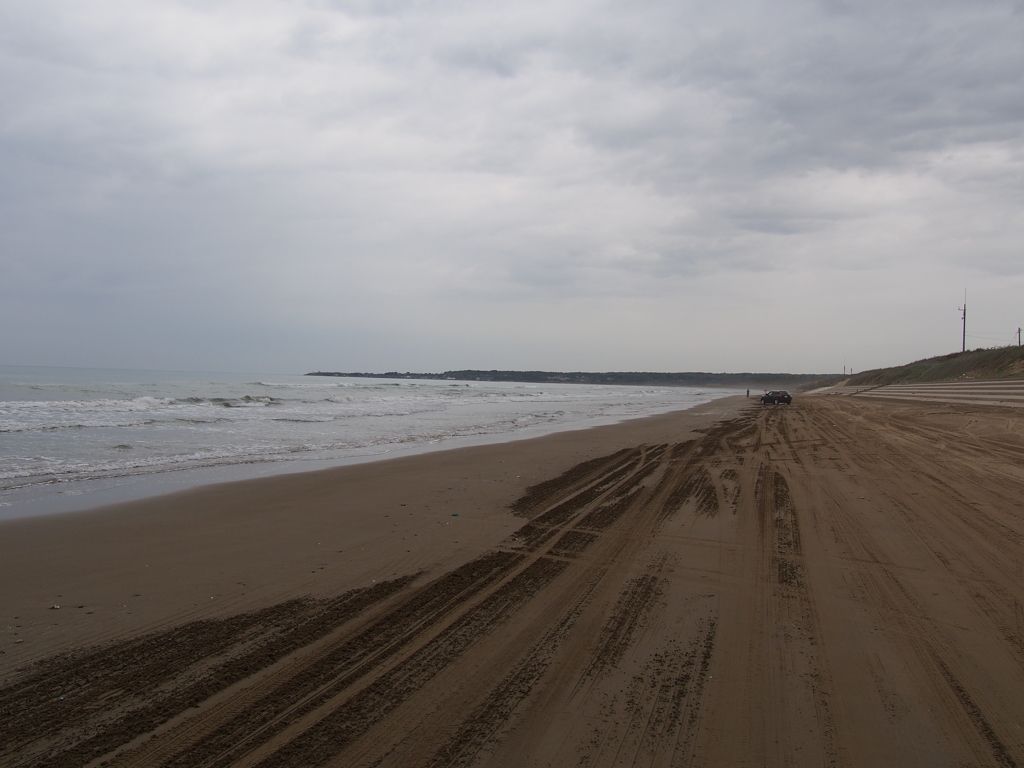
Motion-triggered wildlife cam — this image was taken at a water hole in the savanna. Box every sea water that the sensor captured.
[0,366,738,519]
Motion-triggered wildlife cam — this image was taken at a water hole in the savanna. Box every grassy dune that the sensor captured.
[848,345,1024,385]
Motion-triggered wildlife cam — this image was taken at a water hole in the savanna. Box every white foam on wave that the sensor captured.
[1,370,738,497]
[0,397,181,432]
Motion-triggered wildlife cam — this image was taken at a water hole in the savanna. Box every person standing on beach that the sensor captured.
[746,389,749,398]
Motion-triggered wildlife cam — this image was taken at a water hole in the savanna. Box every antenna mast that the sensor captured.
[958,291,966,353]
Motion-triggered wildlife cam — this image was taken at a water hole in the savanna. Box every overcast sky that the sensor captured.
[2,0,1022,375]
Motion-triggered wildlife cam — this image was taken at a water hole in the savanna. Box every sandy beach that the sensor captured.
[3,392,1024,767]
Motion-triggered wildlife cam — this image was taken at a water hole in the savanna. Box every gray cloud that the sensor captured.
[2,0,1023,373]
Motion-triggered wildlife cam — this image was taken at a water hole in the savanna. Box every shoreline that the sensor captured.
[0,390,742,523]
[0,395,750,677]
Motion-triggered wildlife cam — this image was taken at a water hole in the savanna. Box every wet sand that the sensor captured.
[3,393,1024,767]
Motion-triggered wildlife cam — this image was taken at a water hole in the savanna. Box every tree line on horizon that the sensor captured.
[306,369,838,388]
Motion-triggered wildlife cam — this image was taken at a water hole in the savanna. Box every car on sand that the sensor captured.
[761,390,792,405]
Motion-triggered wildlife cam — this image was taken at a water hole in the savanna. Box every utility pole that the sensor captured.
[1018,327,1021,346]
[958,291,967,353]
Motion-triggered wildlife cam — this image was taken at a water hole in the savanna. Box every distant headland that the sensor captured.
[306,369,838,389]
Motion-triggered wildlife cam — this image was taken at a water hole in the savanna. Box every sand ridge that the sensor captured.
[3,395,1024,767]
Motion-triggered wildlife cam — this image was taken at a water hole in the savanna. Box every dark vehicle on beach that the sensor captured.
[761,390,792,405]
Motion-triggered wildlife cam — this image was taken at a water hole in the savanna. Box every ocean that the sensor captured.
[0,366,738,519]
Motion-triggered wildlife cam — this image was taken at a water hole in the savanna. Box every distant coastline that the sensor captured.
[306,369,837,389]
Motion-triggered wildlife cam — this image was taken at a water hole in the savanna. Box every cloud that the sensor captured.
[2,0,1023,372]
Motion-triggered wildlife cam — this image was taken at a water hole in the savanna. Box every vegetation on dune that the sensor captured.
[847,345,1024,386]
